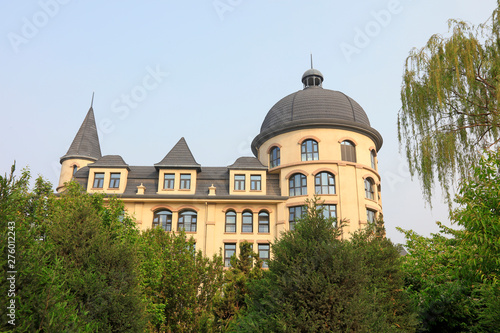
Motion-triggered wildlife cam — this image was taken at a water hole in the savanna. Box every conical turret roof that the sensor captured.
[155,137,201,169]
[60,106,102,163]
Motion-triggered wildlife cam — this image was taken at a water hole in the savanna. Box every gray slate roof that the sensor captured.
[228,157,267,170]
[74,165,283,199]
[260,87,370,133]
[61,107,102,162]
[155,137,201,169]
[88,155,129,169]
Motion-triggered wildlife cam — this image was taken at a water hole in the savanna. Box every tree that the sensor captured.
[212,242,263,332]
[0,168,146,332]
[398,3,500,205]
[235,198,417,332]
[139,227,224,332]
[399,150,500,332]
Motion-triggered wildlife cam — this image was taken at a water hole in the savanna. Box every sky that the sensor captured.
[1,0,497,245]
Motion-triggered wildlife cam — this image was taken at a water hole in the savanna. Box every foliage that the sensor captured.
[235,198,417,332]
[398,2,500,205]
[0,167,146,332]
[139,227,224,332]
[399,149,500,332]
[212,242,263,332]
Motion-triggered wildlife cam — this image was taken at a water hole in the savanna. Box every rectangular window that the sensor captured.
[109,173,120,188]
[250,175,262,191]
[93,173,104,188]
[289,206,304,230]
[367,209,377,223]
[234,174,245,191]
[258,244,270,268]
[164,173,175,189]
[224,243,236,267]
[180,174,191,189]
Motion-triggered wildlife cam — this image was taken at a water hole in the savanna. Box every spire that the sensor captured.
[155,137,201,169]
[60,100,102,163]
[310,53,313,69]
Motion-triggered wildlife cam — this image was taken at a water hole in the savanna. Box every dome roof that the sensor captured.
[251,68,383,155]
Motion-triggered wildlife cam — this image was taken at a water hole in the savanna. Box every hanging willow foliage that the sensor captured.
[398,3,500,207]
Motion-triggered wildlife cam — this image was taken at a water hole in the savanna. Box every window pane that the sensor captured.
[258,244,270,268]
[109,173,120,188]
[242,211,253,233]
[93,173,104,188]
[224,243,236,267]
[164,174,175,189]
[258,211,269,233]
[153,210,172,231]
[301,139,319,161]
[225,211,236,233]
[365,178,374,200]
[250,175,261,191]
[180,174,191,189]
[235,175,245,191]
[270,147,280,168]
[289,173,307,197]
[178,210,197,232]
[289,206,304,230]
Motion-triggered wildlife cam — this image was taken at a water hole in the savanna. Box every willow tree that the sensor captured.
[398,3,500,205]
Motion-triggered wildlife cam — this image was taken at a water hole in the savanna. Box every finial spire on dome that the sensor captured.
[302,57,323,89]
[90,92,94,108]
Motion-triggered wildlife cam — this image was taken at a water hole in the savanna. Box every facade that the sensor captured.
[57,67,383,265]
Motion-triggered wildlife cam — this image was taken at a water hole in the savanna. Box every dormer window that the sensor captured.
[109,173,120,188]
[164,174,175,189]
[180,174,191,190]
[93,173,104,188]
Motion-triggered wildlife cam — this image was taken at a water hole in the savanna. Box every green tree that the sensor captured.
[0,169,146,332]
[213,241,263,332]
[398,3,500,205]
[235,199,417,332]
[399,150,500,332]
[139,227,224,332]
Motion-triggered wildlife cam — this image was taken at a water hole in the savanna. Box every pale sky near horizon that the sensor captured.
[1,0,497,245]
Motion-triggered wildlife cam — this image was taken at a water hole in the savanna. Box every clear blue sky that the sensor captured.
[1,0,497,244]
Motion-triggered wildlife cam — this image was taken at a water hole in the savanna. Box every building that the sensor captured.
[57,67,383,266]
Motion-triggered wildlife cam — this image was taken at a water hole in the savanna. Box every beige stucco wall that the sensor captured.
[57,158,96,192]
[257,128,382,236]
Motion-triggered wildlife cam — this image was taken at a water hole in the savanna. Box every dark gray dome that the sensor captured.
[260,87,370,133]
[251,69,383,155]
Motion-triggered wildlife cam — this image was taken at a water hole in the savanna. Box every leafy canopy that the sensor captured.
[398,3,500,205]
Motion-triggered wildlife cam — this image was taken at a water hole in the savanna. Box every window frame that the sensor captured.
[93,173,105,188]
[109,173,120,188]
[234,174,245,191]
[364,178,375,200]
[289,206,304,230]
[178,210,197,232]
[225,210,236,233]
[367,209,377,223]
[370,150,377,170]
[224,243,236,267]
[301,139,319,161]
[250,175,262,191]
[341,140,357,162]
[258,244,270,268]
[153,210,172,231]
[180,174,191,190]
[270,146,280,168]
[258,211,269,233]
[314,172,336,195]
[242,210,253,233]
[163,173,175,189]
[289,173,307,197]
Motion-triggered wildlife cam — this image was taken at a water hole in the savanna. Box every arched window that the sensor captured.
[153,210,172,231]
[367,209,377,223]
[178,210,197,232]
[315,172,335,194]
[341,140,356,162]
[258,211,269,233]
[225,210,236,233]
[270,146,280,168]
[289,173,307,196]
[370,150,377,169]
[364,178,375,200]
[301,139,319,161]
[242,210,253,233]
[72,165,78,176]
